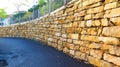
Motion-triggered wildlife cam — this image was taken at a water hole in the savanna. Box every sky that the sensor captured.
[0,0,38,15]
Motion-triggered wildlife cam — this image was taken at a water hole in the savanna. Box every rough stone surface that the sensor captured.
[102,26,120,37]
[69,34,79,40]
[110,17,120,26]
[89,43,101,49]
[0,0,120,67]
[101,19,109,26]
[100,60,114,67]
[109,46,120,56]
[104,2,118,10]
[88,56,101,67]
[104,53,120,66]
[99,37,120,45]
[90,49,103,59]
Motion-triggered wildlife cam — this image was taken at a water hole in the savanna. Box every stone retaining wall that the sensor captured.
[1,0,120,67]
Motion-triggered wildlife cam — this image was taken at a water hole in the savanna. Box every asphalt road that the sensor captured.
[0,37,93,67]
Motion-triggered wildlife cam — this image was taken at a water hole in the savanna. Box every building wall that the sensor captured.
[0,0,120,67]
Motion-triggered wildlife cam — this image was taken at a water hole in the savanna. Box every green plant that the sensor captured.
[38,0,47,7]
[0,9,7,18]
[51,0,63,11]
[23,12,32,19]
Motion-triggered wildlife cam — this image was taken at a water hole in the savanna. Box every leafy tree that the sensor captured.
[0,9,7,18]
[38,0,48,15]
[23,11,32,20]
[27,0,47,16]
[28,5,40,12]
[38,0,47,7]
[12,11,26,23]
[51,0,63,11]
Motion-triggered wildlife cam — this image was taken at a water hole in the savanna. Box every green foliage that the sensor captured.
[51,0,63,11]
[13,12,25,18]
[0,9,7,18]
[23,12,32,19]
[28,5,40,12]
[28,0,47,15]
[39,4,48,16]
[39,0,63,16]
[12,11,26,23]
[38,0,46,7]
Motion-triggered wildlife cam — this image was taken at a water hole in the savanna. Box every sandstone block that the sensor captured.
[79,21,86,27]
[90,49,103,59]
[87,6,104,14]
[99,37,120,45]
[84,14,93,20]
[109,46,120,56]
[67,15,74,19]
[86,20,92,27]
[87,28,97,35]
[72,22,79,27]
[89,2,102,8]
[92,20,101,26]
[101,19,109,26]
[75,28,82,33]
[69,50,75,56]
[67,28,75,33]
[83,0,89,7]
[100,60,114,67]
[78,2,82,8]
[80,46,89,53]
[79,10,86,16]
[101,44,111,50]
[104,53,120,66]
[105,7,120,18]
[110,17,120,26]
[88,56,101,67]
[105,0,117,3]
[89,0,95,5]
[104,2,118,10]
[69,34,79,40]
[69,43,75,50]
[102,26,120,37]
[81,35,99,42]
[62,34,67,38]
[67,39,73,43]
[63,47,69,53]
[89,43,101,49]
[48,38,53,42]
[59,20,65,24]
[63,23,72,28]
[58,40,62,45]
[81,28,87,34]
[94,12,103,19]
[73,40,82,45]
[55,33,61,37]
[74,45,80,50]
[75,51,86,60]
[57,44,63,50]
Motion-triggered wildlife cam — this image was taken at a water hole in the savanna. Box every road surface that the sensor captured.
[0,37,93,67]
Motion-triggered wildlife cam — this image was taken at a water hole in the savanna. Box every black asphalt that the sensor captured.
[0,37,93,67]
